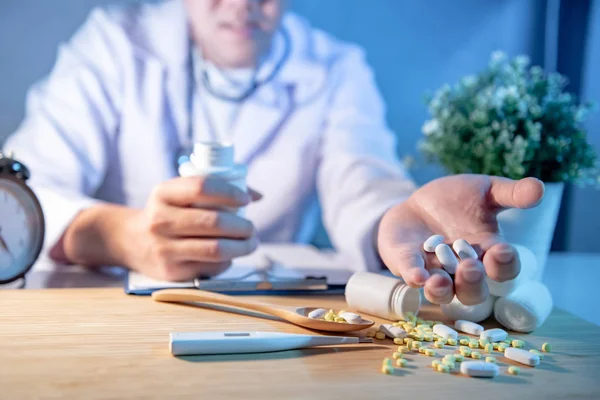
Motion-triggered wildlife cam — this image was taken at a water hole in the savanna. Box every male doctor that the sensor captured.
[4,0,543,306]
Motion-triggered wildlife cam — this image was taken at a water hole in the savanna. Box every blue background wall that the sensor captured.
[0,0,598,251]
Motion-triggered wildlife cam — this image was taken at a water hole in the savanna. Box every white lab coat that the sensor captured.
[4,0,416,272]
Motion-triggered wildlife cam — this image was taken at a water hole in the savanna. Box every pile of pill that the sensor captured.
[375,317,553,379]
[307,308,363,324]
[423,235,478,274]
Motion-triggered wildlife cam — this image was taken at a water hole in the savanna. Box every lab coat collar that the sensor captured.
[135,0,327,164]
[135,0,327,101]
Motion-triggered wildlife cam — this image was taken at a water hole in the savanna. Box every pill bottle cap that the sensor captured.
[391,283,422,320]
[192,142,235,170]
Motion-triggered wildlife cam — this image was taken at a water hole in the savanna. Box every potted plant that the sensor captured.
[418,51,598,278]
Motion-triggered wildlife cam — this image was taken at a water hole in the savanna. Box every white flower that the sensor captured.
[491,50,507,65]
[515,55,530,68]
[422,119,440,136]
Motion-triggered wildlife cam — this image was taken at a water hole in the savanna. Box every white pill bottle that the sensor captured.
[344,272,421,320]
[178,142,248,214]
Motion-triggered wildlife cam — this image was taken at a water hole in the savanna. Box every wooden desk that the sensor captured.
[1,288,599,399]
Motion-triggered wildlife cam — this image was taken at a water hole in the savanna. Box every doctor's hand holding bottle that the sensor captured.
[55,176,261,281]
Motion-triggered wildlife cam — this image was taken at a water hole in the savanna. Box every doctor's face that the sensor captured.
[184,0,284,68]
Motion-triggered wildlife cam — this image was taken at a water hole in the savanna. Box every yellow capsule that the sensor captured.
[375,332,386,340]
[432,360,441,368]
[508,366,521,375]
[454,354,464,362]
[459,338,470,346]
[434,341,444,349]
[529,349,543,359]
[511,340,524,348]
[471,351,482,359]
[365,330,376,338]
[542,342,552,352]
[396,358,408,367]
[485,343,494,353]
[381,365,394,375]
[447,338,457,346]
[419,347,427,354]
[469,340,479,349]
[437,364,450,373]
[485,356,497,363]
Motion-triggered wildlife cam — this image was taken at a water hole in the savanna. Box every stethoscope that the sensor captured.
[176,27,292,169]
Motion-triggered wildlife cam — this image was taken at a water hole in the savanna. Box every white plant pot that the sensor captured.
[496,182,564,281]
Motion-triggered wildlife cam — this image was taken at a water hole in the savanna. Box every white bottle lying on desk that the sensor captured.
[178,142,248,215]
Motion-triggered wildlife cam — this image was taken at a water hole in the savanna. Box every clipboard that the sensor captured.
[124,244,354,295]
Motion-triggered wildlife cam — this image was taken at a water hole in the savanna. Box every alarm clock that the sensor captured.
[0,152,45,285]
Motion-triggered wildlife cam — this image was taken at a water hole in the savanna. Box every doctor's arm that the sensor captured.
[3,9,257,280]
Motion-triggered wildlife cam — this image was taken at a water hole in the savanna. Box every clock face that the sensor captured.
[0,177,44,284]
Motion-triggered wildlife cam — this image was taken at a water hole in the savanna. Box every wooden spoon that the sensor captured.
[151,288,374,333]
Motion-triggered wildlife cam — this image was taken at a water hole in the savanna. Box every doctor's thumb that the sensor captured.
[248,187,263,202]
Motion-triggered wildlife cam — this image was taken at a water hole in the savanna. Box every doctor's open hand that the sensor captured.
[377,174,544,306]
[57,176,261,281]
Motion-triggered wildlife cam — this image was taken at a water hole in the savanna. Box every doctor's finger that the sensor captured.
[169,236,259,263]
[151,207,254,239]
[153,176,251,208]
[381,243,430,288]
[157,261,232,282]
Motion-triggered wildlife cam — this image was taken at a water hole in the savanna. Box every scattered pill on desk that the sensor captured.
[505,347,540,366]
[435,243,458,274]
[485,356,497,363]
[381,365,394,375]
[432,360,441,368]
[508,366,521,375]
[393,338,404,345]
[396,358,408,367]
[443,360,456,370]
[454,354,465,362]
[443,354,456,362]
[379,324,406,339]
[498,343,509,352]
[433,324,458,339]
[460,361,499,378]
[397,346,410,353]
[419,347,427,354]
[375,332,386,340]
[479,339,489,348]
[460,348,472,357]
[480,328,508,342]
[469,340,479,349]
[447,338,457,346]
[460,338,470,346]
[530,349,543,359]
[452,239,478,260]
[437,364,450,373]
[365,330,376,338]
[392,352,404,360]
[471,351,482,359]
[485,343,494,353]
[455,320,484,336]
[511,339,525,348]
[542,342,552,352]
[434,341,444,349]
[424,234,445,252]
[425,349,436,357]
[405,338,413,348]
[334,316,346,323]
[308,308,328,319]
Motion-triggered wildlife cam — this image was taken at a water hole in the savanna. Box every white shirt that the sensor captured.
[3,0,417,272]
